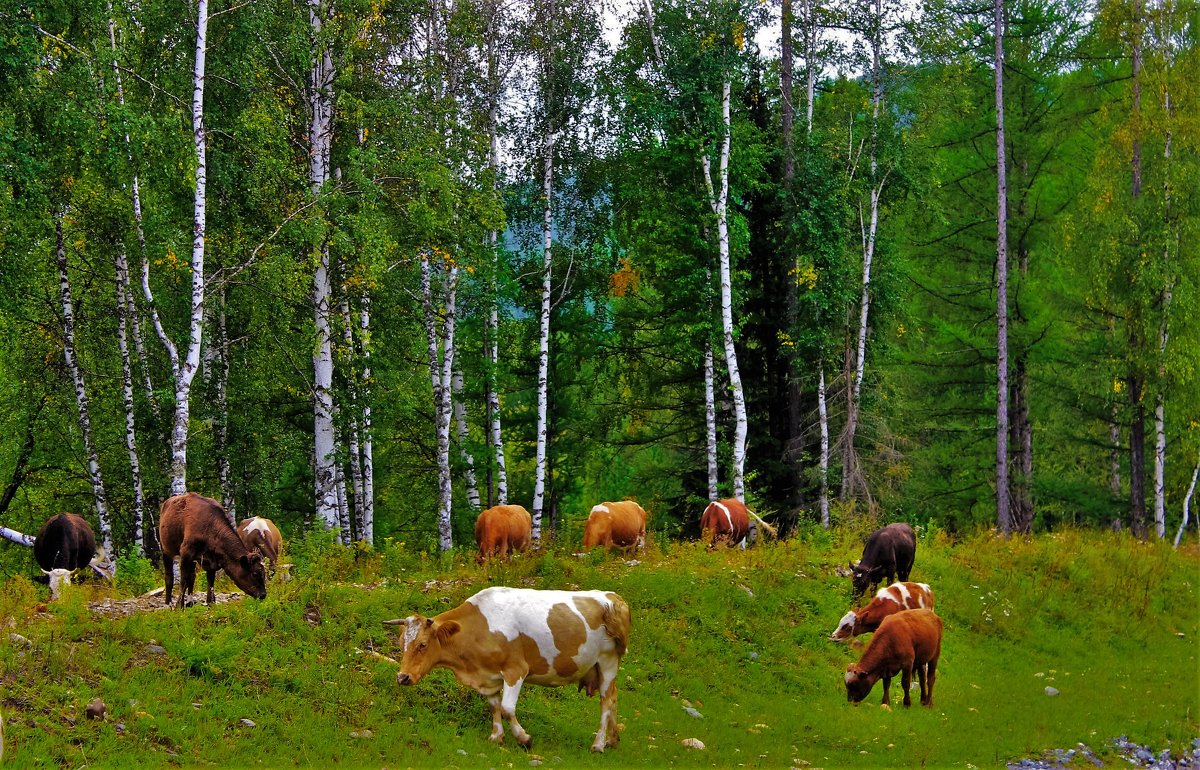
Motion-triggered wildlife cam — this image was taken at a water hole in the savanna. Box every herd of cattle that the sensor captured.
[21,495,944,753]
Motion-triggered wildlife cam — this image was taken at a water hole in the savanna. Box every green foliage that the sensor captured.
[0,532,1195,767]
[115,554,157,596]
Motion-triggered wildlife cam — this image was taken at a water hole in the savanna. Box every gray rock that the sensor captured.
[1043,686,1059,696]
[683,706,704,719]
[146,644,167,655]
[239,718,256,728]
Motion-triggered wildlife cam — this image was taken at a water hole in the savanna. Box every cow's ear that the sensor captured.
[240,555,250,569]
[424,617,434,628]
[848,561,856,571]
[435,620,461,642]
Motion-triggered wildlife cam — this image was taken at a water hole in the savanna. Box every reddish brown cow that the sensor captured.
[383,586,631,752]
[475,505,532,563]
[160,493,267,608]
[237,517,283,565]
[582,501,647,554]
[830,582,935,641]
[699,498,751,548]
[844,608,942,707]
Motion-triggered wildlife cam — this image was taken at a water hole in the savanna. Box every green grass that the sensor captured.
[1,529,1196,768]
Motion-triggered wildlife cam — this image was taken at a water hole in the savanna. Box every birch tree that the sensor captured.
[993,0,1012,535]
[55,213,113,555]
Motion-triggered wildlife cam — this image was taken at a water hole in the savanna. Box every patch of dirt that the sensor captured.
[88,588,247,619]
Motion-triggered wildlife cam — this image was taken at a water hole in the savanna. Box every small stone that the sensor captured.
[457,750,468,756]
[192,703,202,709]
[146,644,167,655]
[530,761,542,767]
[114,722,126,734]
[85,698,107,721]
[683,706,704,719]
[681,738,705,750]
[748,651,759,660]
[240,718,256,728]
[8,633,30,646]
[349,730,373,739]
[1044,686,1059,696]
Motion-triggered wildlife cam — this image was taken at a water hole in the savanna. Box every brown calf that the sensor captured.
[160,493,266,608]
[475,504,532,563]
[699,498,751,548]
[582,501,647,554]
[845,608,942,707]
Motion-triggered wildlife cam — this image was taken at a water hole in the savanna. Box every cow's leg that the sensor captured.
[916,662,928,706]
[178,559,197,609]
[205,567,218,605]
[900,666,913,707]
[591,657,621,753]
[925,656,938,707]
[500,673,531,748]
[880,674,891,706]
[486,693,505,743]
[163,555,175,606]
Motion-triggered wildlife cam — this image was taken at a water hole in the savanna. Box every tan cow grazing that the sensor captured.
[475,505,532,563]
[237,516,283,566]
[581,501,647,554]
[830,582,935,642]
[845,608,942,708]
[383,586,631,753]
[160,493,267,608]
[700,498,751,548]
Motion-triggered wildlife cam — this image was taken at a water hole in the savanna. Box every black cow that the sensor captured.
[849,523,916,598]
[34,513,99,571]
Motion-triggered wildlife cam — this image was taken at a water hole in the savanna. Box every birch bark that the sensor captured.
[485,4,509,506]
[116,248,147,553]
[55,215,113,555]
[705,340,719,501]
[340,297,366,540]
[168,0,210,497]
[532,135,554,541]
[308,0,340,532]
[452,367,481,511]
[994,0,1012,535]
[359,301,375,542]
[1175,462,1198,547]
[212,288,235,521]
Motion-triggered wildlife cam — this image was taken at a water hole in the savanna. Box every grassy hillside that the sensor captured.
[1,528,1197,768]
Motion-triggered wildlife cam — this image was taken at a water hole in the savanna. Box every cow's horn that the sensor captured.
[381,618,405,626]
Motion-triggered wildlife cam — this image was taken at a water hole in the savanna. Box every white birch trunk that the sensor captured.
[421,255,454,551]
[115,247,146,554]
[532,139,554,541]
[1155,78,1174,540]
[340,298,366,540]
[452,367,481,511]
[485,22,509,506]
[819,366,830,528]
[994,0,1012,534]
[212,289,235,521]
[702,80,747,501]
[803,5,828,528]
[359,301,374,543]
[1174,461,1198,548]
[169,0,210,498]
[705,339,718,501]
[438,267,460,546]
[308,0,340,532]
[55,215,113,555]
[0,527,35,547]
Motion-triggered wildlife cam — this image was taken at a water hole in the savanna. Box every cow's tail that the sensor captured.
[748,510,778,539]
[602,594,632,657]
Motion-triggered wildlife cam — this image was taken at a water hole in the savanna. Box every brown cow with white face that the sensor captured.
[383,586,631,752]
[474,504,532,563]
[581,501,647,554]
[160,493,266,607]
[237,516,283,566]
[845,608,942,708]
[830,582,935,642]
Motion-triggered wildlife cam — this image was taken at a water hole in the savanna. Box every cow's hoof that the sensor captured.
[591,744,606,754]
[518,736,532,750]
[880,704,891,711]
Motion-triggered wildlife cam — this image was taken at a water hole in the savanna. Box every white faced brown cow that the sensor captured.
[383,586,631,752]
[830,581,935,642]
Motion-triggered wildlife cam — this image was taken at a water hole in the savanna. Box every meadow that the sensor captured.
[0,527,1196,769]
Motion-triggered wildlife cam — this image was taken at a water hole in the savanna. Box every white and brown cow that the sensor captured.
[581,501,647,554]
[383,586,631,752]
[236,516,283,566]
[830,581,935,642]
[699,498,752,548]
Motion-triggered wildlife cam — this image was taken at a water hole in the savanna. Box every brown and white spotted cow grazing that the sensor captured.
[237,517,283,566]
[849,522,917,599]
[845,608,942,708]
[581,501,647,554]
[700,498,752,548]
[160,493,267,608]
[830,582,935,641]
[475,505,533,563]
[383,586,631,752]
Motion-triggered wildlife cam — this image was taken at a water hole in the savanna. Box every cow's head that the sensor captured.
[43,568,73,600]
[90,547,115,581]
[829,610,858,642]
[383,615,460,686]
[844,664,878,703]
[849,562,884,596]
[230,552,267,600]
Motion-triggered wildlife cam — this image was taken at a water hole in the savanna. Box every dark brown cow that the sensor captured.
[475,504,532,563]
[699,498,751,548]
[33,513,112,577]
[237,517,283,565]
[160,493,266,608]
[850,523,917,598]
[582,501,647,554]
[383,586,631,752]
[844,608,942,708]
